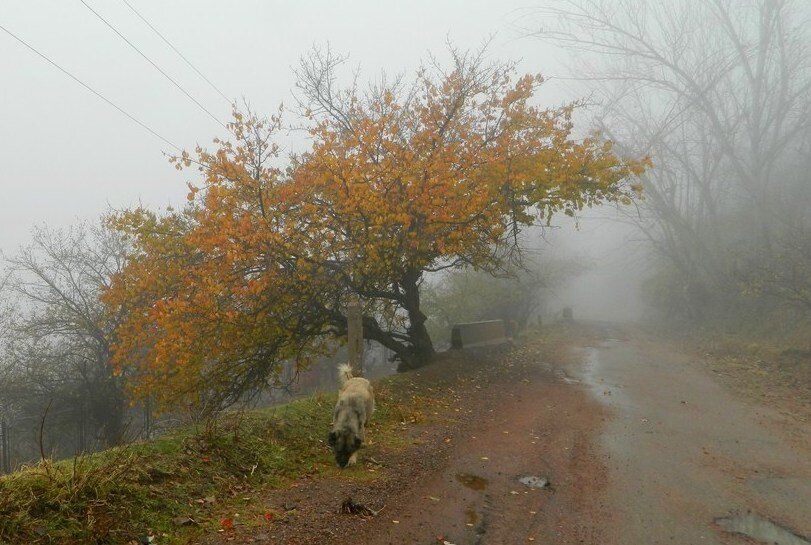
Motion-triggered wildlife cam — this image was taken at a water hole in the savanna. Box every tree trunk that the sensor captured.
[397,269,436,372]
[329,269,437,372]
[353,310,435,372]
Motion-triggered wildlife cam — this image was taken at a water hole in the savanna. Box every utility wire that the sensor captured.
[0,23,182,152]
[78,0,227,130]
[119,0,232,105]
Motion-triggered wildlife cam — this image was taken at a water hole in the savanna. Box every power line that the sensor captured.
[78,0,227,130]
[119,0,232,105]
[0,23,182,152]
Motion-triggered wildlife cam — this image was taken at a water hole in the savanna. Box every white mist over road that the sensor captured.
[548,208,647,323]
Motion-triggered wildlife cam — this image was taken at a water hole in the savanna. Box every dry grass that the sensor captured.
[676,332,811,422]
[0,334,564,545]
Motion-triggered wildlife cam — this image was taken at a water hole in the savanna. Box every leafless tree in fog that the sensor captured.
[527,0,811,323]
[0,223,130,448]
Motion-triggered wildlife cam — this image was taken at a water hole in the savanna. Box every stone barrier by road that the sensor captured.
[450,319,511,349]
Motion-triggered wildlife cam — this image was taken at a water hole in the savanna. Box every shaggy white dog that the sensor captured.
[328,364,375,468]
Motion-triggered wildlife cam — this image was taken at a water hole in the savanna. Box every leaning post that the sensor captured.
[347,297,364,376]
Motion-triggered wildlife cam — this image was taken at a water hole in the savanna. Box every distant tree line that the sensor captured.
[0,225,132,466]
[533,0,811,331]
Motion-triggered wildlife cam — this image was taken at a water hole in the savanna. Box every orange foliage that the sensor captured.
[103,51,647,410]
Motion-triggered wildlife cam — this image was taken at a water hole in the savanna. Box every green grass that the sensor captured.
[0,334,550,545]
[0,371,431,545]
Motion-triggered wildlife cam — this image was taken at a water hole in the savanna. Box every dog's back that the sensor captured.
[336,364,374,420]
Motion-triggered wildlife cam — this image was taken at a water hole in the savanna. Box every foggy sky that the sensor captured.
[2,1,645,321]
[0,1,576,254]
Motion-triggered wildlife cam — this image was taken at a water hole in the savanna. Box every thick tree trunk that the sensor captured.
[354,310,435,372]
[329,269,436,372]
[396,269,436,372]
[396,317,435,371]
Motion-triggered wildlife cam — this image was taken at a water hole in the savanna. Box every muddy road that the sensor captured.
[206,327,811,545]
[578,329,811,545]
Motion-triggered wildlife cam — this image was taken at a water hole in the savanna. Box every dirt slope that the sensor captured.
[201,337,609,545]
[202,326,811,545]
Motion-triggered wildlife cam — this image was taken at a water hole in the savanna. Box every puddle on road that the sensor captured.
[464,508,479,526]
[578,346,633,409]
[456,473,488,490]
[554,369,580,384]
[716,514,811,545]
[518,475,550,489]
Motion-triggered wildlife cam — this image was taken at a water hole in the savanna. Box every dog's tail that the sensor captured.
[337,363,354,386]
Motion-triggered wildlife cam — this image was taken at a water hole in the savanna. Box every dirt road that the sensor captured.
[575,328,811,545]
[206,327,811,545]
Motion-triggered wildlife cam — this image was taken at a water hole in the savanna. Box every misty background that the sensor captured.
[2,0,810,470]
[1,1,641,322]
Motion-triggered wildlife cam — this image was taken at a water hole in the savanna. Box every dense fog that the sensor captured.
[1,0,809,473]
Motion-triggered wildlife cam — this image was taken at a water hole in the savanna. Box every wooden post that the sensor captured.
[0,419,11,474]
[76,401,86,454]
[144,394,153,440]
[347,297,364,376]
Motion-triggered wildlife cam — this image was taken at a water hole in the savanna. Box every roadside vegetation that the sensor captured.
[0,327,570,545]
[0,368,430,545]
[683,332,811,422]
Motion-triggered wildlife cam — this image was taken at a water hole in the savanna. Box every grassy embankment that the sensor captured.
[0,320,567,545]
[0,369,434,545]
[0,325,566,545]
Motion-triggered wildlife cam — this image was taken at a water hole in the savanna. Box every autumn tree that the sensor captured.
[105,48,646,410]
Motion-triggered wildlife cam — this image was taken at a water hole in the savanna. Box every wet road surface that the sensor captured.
[572,331,811,544]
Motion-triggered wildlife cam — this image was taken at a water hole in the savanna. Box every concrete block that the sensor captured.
[450,319,510,349]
